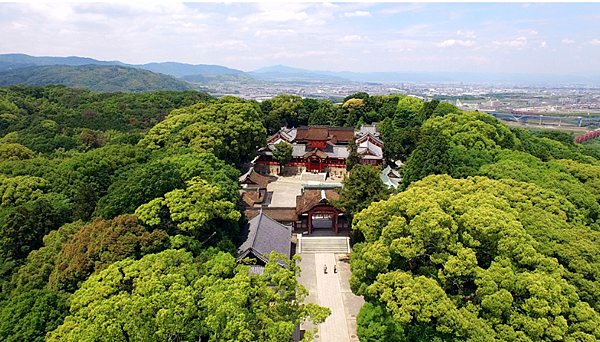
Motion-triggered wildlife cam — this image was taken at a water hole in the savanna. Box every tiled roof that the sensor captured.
[295,126,355,142]
[356,132,383,146]
[358,140,383,158]
[245,208,298,222]
[296,188,340,214]
[240,188,266,207]
[303,149,329,159]
[237,211,292,267]
[239,167,269,189]
[380,165,401,189]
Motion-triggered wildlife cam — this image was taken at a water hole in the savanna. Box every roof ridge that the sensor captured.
[250,211,264,248]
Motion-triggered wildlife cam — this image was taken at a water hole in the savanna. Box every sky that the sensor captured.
[1,2,600,74]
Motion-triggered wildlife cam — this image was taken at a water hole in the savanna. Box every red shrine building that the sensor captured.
[254,125,384,176]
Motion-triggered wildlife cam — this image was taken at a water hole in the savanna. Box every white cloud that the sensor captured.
[254,29,296,37]
[342,11,371,18]
[438,39,476,48]
[270,50,334,59]
[378,3,424,15]
[321,3,339,9]
[589,39,600,45]
[493,37,527,48]
[540,41,547,48]
[562,38,575,44]
[528,30,538,35]
[340,35,363,42]
[457,30,476,38]
[246,10,309,24]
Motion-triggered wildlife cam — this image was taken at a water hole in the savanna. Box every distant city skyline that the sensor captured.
[1,2,600,74]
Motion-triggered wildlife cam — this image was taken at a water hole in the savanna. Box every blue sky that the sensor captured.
[1,2,599,74]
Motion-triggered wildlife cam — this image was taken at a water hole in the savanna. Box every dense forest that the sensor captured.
[2,84,600,342]
[0,65,201,93]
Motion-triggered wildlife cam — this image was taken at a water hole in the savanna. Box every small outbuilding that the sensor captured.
[237,211,292,267]
[380,165,401,189]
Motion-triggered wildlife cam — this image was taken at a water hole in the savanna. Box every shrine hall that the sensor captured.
[254,125,384,176]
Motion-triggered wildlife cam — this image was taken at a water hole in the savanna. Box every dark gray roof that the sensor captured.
[237,211,292,267]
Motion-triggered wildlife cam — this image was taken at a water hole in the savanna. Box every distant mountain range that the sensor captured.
[251,64,600,85]
[0,54,248,92]
[0,65,199,93]
[0,54,599,91]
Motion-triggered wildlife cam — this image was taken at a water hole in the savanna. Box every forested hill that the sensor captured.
[0,53,247,78]
[0,65,201,93]
[5,86,600,342]
[0,85,214,153]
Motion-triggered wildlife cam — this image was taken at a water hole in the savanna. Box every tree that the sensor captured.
[299,98,319,125]
[138,102,267,166]
[346,139,360,171]
[0,143,35,163]
[393,96,424,129]
[431,102,461,118]
[419,99,439,121]
[0,196,71,260]
[357,302,405,342]
[342,98,366,127]
[330,164,390,228]
[135,177,242,243]
[400,133,452,188]
[272,141,293,171]
[351,174,600,341]
[73,183,97,221]
[400,111,517,188]
[49,215,170,292]
[6,221,84,296]
[269,94,304,127]
[308,107,328,125]
[47,249,330,342]
[0,175,50,207]
[0,289,69,342]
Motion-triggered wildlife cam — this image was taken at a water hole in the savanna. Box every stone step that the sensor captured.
[300,237,350,253]
[300,171,327,182]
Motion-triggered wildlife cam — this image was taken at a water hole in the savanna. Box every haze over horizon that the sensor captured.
[2,2,600,75]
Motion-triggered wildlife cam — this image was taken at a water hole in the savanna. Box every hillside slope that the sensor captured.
[0,54,247,79]
[0,65,200,92]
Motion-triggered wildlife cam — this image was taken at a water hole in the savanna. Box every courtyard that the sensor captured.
[265,173,344,208]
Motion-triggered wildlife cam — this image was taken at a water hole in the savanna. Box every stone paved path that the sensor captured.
[315,253,351,342]
[298,252,363,342]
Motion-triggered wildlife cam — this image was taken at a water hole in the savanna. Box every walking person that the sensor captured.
[324,264,327,274]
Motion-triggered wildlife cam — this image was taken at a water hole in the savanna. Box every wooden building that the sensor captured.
[254,125,384,176]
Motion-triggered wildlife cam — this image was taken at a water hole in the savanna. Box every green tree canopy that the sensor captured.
[272,141,293,168]
[331,164,390,228]
[49,215,170,292]
[268,94,304,128]
[47,249,330,342]
[393,96,424,129]
[138,102,266,166]
[0,289,69,342]
[346,139,360,171]
[6,221,84,296]
[351,175,600,341]
[0,196,71,260]
[0,143,35,163]
[135,176,242,243]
